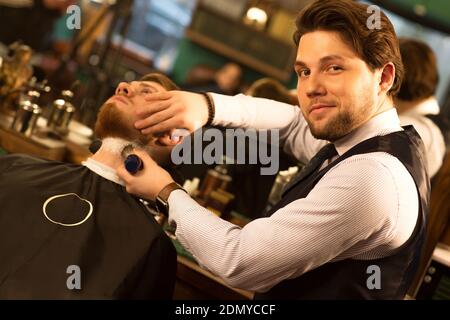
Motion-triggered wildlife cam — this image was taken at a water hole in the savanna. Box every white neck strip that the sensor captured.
[82,158,125,186]
[100,137,134,155]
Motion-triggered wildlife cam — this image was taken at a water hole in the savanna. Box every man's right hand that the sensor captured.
[134,91,209,143]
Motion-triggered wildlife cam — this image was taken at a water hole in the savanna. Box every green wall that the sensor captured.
[171,38,297,90]
[386,0,450,28]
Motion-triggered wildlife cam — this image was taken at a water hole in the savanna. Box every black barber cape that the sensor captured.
[0,154,176,299]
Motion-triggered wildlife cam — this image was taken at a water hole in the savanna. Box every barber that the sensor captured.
[116,0,430,299]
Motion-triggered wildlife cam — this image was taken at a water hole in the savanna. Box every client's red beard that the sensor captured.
[94,102,150,145]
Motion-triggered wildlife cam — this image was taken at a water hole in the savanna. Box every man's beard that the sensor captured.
[94,102,150,145]
[305,93,373,142]
[94,102,173,165]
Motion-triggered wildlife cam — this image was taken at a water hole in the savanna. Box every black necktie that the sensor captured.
[283,143,338,194]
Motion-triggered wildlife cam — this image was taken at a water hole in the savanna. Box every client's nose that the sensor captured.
[116,82,133,96]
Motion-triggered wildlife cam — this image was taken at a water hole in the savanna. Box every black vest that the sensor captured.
[255,126,430,300]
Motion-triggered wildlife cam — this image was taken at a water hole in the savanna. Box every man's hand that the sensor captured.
[134,91,209,140]
[116,149,174,201]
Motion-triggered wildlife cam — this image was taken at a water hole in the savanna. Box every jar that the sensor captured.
[11,100,42,137]
[47,90,75,134]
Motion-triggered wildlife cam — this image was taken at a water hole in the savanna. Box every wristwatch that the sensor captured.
[155,182,187,217]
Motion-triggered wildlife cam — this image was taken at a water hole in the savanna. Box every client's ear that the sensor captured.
[155,129,187,146]
[155,133,183,147]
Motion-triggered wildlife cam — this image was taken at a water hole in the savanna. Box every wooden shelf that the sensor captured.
[0,114,66,161]
[0,113,92,164]
[186,6,296,81]
[186,29,293,81]
[176,255,254,300]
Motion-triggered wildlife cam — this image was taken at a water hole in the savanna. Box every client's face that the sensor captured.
[94,80,173,162]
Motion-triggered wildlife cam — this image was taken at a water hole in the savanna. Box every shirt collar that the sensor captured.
[334,108,403,156]
[82,158,125,186]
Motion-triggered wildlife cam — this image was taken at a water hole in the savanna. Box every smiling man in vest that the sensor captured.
[116,0,430,299]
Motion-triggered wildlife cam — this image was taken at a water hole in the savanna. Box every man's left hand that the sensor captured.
[116,149,174,201]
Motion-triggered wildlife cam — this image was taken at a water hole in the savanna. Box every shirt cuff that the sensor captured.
[167,189,197,224]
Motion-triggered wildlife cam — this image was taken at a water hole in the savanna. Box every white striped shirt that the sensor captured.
[168,94,419,293]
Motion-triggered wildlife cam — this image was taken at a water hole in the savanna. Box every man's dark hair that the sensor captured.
[139,73,180,91]
[293,0,404,96]
[396,38,439,101]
